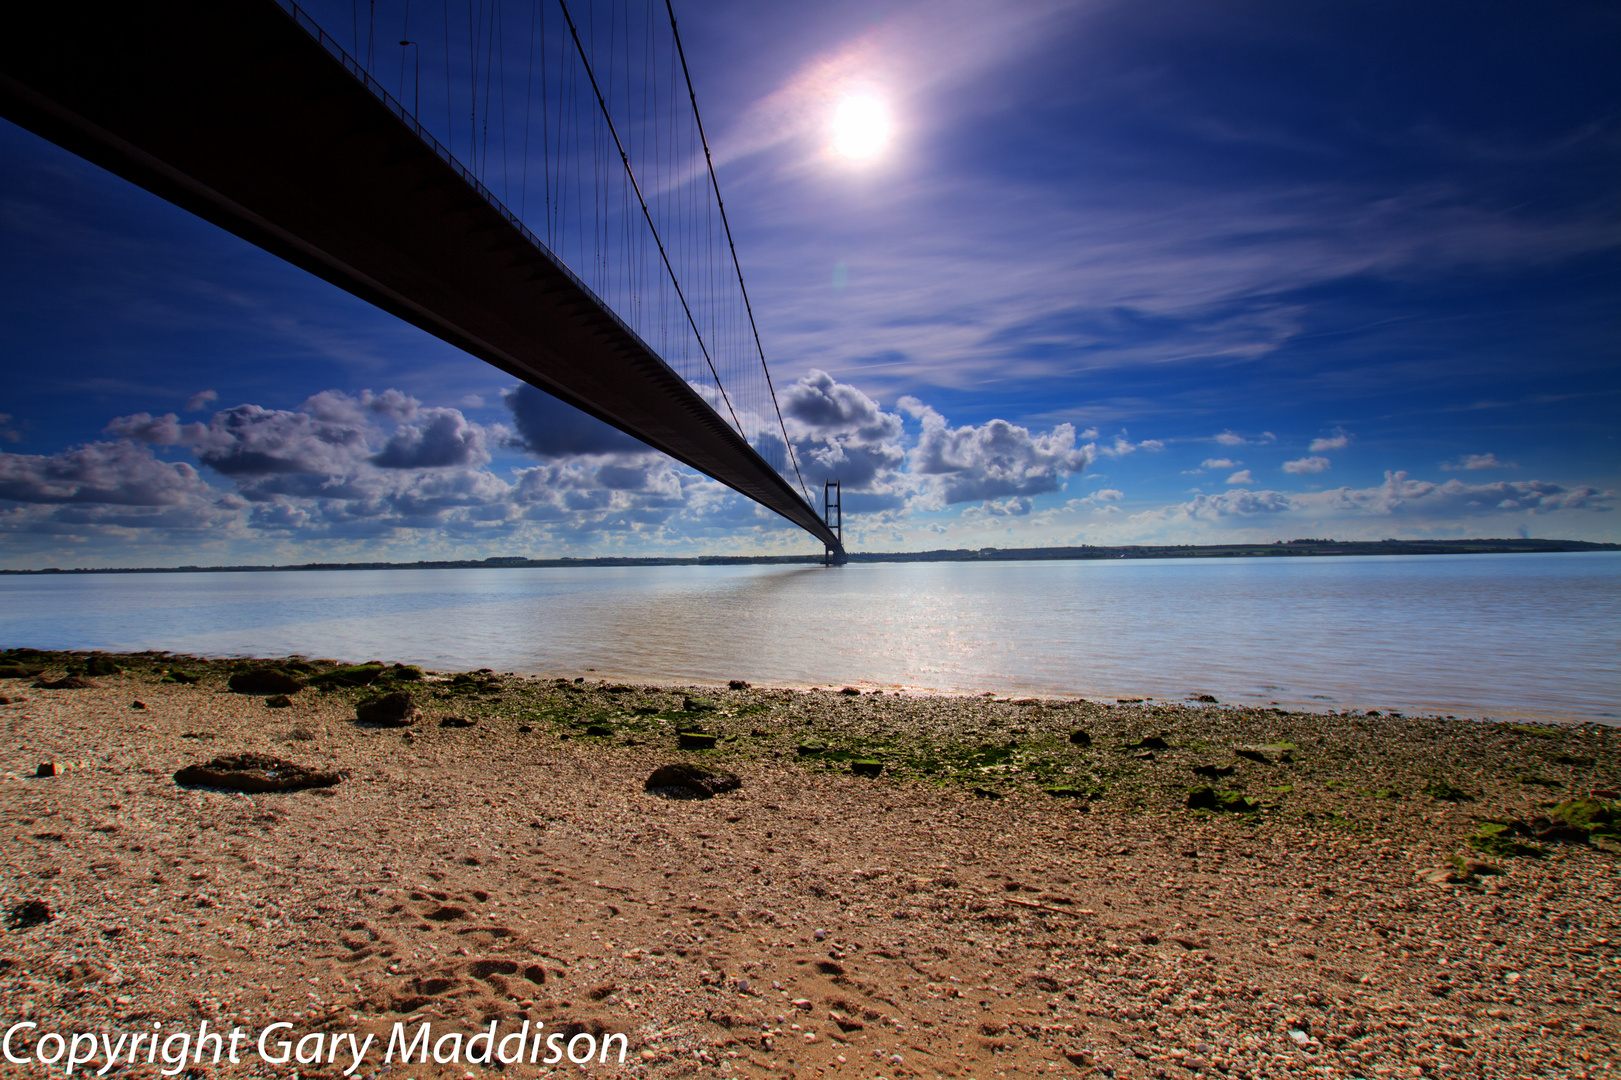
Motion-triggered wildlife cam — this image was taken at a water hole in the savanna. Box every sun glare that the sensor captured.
[831,94,893,161]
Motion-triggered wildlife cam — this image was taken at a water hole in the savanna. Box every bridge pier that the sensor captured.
[823,479,847,566]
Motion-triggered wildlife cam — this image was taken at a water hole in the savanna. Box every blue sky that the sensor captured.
[1,0,1617,568]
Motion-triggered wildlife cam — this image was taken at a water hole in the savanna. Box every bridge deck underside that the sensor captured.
[0,0,838,549]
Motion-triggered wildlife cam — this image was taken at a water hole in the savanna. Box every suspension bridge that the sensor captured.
[0,0,845,557]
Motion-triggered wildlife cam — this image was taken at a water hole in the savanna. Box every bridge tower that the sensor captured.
[823,479,846,566]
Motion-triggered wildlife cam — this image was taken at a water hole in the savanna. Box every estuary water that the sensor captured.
[1,552,1616,723]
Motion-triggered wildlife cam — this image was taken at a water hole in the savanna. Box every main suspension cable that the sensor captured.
[663,0,809,504]
[555,0,746,442]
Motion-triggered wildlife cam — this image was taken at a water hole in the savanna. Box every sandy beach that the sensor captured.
[1,650,1617,1079]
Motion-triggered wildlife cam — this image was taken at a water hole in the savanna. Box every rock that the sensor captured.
[682,696,715,713]
[582,723,612,736]
[0,664,42,679]
[129,700,145,710]
[1192,764,1236,779]
[972,786,1004,799]
[678,731,717,750]
[644,763,741,800]
[33,676,94,689]
[1192,694,1218,703]
[35,760,86,777]
[1551,796,1620,834]
[162,670,201,684]
[1187,786,1260,813]
[1235,742,1295,763]
[356,691,419,726]
[265,695,294,709]
[83,654,122,676]
[5,900,50,931]
[839,687,861,696]
[1123,735,1169,750]
[796,741,827,756]
[1535,823,1589,843]
[311,663,386,688]
[1068,729,1091,746]
[1469,822,1546,858]
[850,759,884,777]
[173,752,343,792]
[440,715,477,728]
[1422,778,1474,801]
[728,679,750,690]
[0,695,20,705]
[390,663,425,681]
[228,667,305,695]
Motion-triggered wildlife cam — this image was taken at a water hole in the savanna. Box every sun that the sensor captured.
[830,94,893,161]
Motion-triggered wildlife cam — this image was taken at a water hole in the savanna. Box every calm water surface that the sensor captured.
[1,553,1616,722]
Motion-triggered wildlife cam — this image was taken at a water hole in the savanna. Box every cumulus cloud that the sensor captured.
[184,390,218,412]
[1213,430,1245,446]
[1441,452,1515,471]
[783,371,908,501]
[371,409,491,469]
[1282,455,1331,475]
[1140,472,1613,529]
[963,496,1034,519]
[0,377,1095,559]
[907,400,1094,505]
[1226,470,1254,485]
[186,403,373,478]
[0,440,220,507]
[0,439,248,553]
[1309,428,1350,452]
[1201,458,1239,470]
[104,412,201,447]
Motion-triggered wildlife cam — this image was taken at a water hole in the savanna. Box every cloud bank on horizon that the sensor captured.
[0,369,1610,567]
[0,0,1616,566]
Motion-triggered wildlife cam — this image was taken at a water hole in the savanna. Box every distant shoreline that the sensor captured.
[1,536,1614,574]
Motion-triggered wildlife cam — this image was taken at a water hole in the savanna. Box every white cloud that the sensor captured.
[1226,470,1254,485]
[1201,457,1239,470]
[0,439,226,508]
[184,390,217,412]
[1213,431,1246,446]
[1097,432,1164,458]
[1441,452,1515,471]
[784,371,908,501]
[907,400,1094,506]
[1138,471,1613,529]
[1090,488,1123,502]
[1282,455,1331,475]
[1309,428,1350,452]
[370,409,492,470]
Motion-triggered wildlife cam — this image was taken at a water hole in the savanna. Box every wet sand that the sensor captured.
[1,652,1618,1079]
